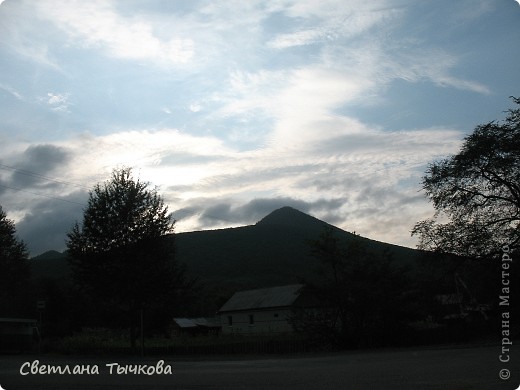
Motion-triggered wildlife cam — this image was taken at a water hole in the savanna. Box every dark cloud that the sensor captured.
[10,144,71,188]
[16,190,88,256]
[200,203,234,223]
[195,197,347,226]
[0,177,8,195]
[170,206,199,222]
[17,193,344,255]
[238,198,313,220]
[22,144,70,170]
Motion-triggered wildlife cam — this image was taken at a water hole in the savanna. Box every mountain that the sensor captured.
[175,206,423,291]
[257,206,420,263]
[256,206,331,229]
[30,250,71,281]
[30,206,423,290]
[31,250,64,261]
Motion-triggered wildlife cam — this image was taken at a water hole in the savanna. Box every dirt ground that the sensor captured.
[0,344,519,389]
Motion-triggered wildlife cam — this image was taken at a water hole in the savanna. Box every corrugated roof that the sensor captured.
[219,284,304,313]
[173,317,220,328]
[193,317,220,327]
[173,318,197,328]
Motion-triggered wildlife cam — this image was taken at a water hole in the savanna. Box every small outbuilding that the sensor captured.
[172,317,220,336]
[0,318,38,352]
[218,284,317,335]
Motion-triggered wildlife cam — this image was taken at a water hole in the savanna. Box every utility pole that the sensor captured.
[37,300,46,354]
[140,307,144,357]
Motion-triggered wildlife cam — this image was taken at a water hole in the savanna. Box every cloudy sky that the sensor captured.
[1,0,519,256]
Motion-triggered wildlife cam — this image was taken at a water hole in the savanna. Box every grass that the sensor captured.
[49,327,312,356]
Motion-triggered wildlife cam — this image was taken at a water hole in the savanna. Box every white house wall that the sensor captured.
[220,309,294,335]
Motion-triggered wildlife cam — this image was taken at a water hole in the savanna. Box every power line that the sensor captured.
[0,163,91,191]
[0,183,86,206]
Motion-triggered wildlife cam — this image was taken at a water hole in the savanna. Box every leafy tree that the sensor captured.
[0,205,31,316]
[301,227,417,348]
[66,168,186,349]
[412,97,520,258]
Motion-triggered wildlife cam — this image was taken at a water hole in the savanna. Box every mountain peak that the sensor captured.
[256,206,328,229]
[31,250,65,261]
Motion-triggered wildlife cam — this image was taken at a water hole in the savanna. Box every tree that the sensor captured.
[302,227,417,348]
[66,168,185,349]
[412,97,520,259]
[0,205,31,315]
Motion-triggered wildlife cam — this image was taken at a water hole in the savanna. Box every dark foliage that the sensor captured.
[33,207,423,316]
[412,97,520,258]
[0,205,32,316]
[66,168,188,347]
[300,227,419,348]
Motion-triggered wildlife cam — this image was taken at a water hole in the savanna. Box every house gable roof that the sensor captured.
[218,284,304,313]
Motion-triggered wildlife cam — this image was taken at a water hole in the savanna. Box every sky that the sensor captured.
[0,0,519,256]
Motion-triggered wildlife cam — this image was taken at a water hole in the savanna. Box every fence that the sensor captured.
[49,332,316,356]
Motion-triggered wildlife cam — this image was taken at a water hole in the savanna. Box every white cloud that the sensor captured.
[47,92,67,105]
[39,92,71,112]
[268,28,326,49]
[0,83,23,100]
[60,129,233,189]
[0,115,463,253]
[189,103,201,113]
[217,41,490,147]
[35,0,193,65]
[0,1,63,70]
[384,47,491,94]
[267,1,401,49]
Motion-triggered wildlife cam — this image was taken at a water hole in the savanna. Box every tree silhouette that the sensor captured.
[0,205,30,316]
[412,97,520,258]
[303,227,416,348]
[67,168,186,349]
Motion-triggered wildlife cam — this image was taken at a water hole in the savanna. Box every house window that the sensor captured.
[249,314,254,325]
[227,316,233,326]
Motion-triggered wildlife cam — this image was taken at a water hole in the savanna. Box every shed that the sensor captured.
[0,318,38,352]
[172,317,220,336]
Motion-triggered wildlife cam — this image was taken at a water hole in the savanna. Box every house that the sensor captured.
[172,317,220,336]
[0,318,38,352]
[218,284,318,335]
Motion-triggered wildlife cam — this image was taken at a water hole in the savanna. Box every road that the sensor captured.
[0,344,518,389]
